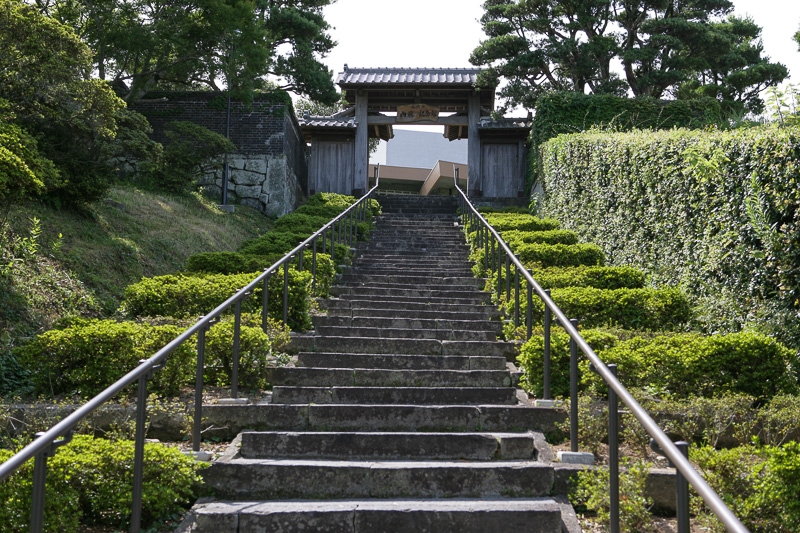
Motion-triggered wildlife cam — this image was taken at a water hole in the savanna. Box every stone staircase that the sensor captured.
[184,194,574,532]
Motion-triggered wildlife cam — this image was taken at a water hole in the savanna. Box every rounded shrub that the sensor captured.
[503,229,579,246]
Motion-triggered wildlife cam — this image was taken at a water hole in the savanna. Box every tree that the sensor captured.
[673,16,787,115]
[0,0,125,205]
[470,0,626,112]
[31,0,339,104]
[795,25,800,51]
[471,0,787,114]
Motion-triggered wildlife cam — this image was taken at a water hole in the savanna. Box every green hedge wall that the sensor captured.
[529,266,646,290]
[0,435,205,530]
[538,125,800,346]
[14,317,290,397]
[122,270,313,330]
[185,251,335,296]
[503,229,579,246]
[518,329,797,400]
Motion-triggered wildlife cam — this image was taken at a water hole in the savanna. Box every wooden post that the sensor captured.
[467,92,481,197]
[354,91,369,196]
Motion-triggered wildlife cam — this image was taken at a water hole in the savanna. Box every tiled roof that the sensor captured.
[298,115,357,129]
[478,118,531,129]
[337,67,482,86]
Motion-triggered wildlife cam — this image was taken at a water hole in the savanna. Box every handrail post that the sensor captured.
[505,253,511,303]
[193,323,207,452]
[608,364,620,533]
[312,238,318,295]
[131,363,157,533]
[29,431,73,533]
[491,235,496,274]
[514,262,520,328]
[283,260,289,326]
[261,274,270,333]
[543,289,552,400]
[526,275,532,340]
[298,245,304,271]
[676,441,690,533]
[483,225,490,274]
[569,318,579,452]
[231,300,242,399]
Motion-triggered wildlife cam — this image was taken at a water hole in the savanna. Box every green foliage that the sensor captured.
[0,0,126,206]
[518,328,621,398]
[14,320,195,397]
[472,1,785,113]
[122,270,313,330]
[477,206,530,214]
[514,242,604,268]
[0,435,206,531]
[659,393,756,448]
[584,331,798,400]
[502,229,578,246]
[0,103,60,203]
[529,266,646,290]
[525,287,690,331]
[185,251,336,296]
[477,213,560,233]
[150,121,235,192]
[539,125,800,348]
[571,457,653,531]
[13,316,290,397]
[273,212,332,234]
[0,447,81,532]
[37,0,337,104]
[238,232,312,255]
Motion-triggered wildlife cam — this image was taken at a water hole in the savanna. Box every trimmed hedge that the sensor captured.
[514,242,604,268]
[15,321,194,397]
[518,330,797,400]
[122,270,313,330]
[477,206,530,214]
[185,251,336,296]
[518,327,621,398]
[238,232,351,264]
[529,286,691,331]
[530,266,646,290]
[503,229,579,246]
[14,317,290,396]
[584,331,799,400]
[538,125,800,347]
[481,214,560,233]
[0,435,205,530]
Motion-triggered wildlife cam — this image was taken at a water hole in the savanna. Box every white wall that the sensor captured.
[381,128,468,168]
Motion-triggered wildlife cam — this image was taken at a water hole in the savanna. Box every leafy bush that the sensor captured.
[184,251,335,296]
[517,328,622,398]
[526,287,691,331]
[571,457,653,531]
[539,125,800,348]
[238,232,312,255]
[584,331,798,400]
[14,316,290,397]
[477,214,560,233]
[529,265,646,290]
[0,435,206,531]
[514,242,604,268]
[122,270,313,330]
[273,212,331,234]
[14,320,194,397]
[477,206,530,214]
[503,229,579,245]
[0,104,60,203]
[150,121,235,192]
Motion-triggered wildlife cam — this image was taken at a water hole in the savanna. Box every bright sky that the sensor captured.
[320,0,800,104]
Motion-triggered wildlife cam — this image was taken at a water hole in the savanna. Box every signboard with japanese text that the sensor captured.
[397,104,439,123]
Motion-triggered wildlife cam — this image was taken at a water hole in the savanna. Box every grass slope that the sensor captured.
[1,185,273,346]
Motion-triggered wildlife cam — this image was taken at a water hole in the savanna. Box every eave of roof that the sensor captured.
[337,66,484,87]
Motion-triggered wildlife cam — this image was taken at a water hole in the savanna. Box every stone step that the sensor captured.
[203,459,554,500]
[289,335,519,360]
[271,386,518,405]
[343,267,477,277]
[189,498,562,533]
[312,316,500,335]
[329,308,501,322]
[239,431,538,460]
[202,404,565,438]
[272,368,512,388]
[338,276,484,288]
[312,325,496,342]
[295,352,507,370]
[328,287,492,303]
[321,298,497,316]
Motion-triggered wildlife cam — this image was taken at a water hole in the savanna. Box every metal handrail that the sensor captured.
[0,171,380,532]
[454,188,748,533]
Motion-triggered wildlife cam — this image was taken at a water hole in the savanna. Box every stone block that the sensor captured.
[235,185,261,198]
[259,193,270,205]
[233,170,263,187]
[240,198,262,210]
[244,159,267,174]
